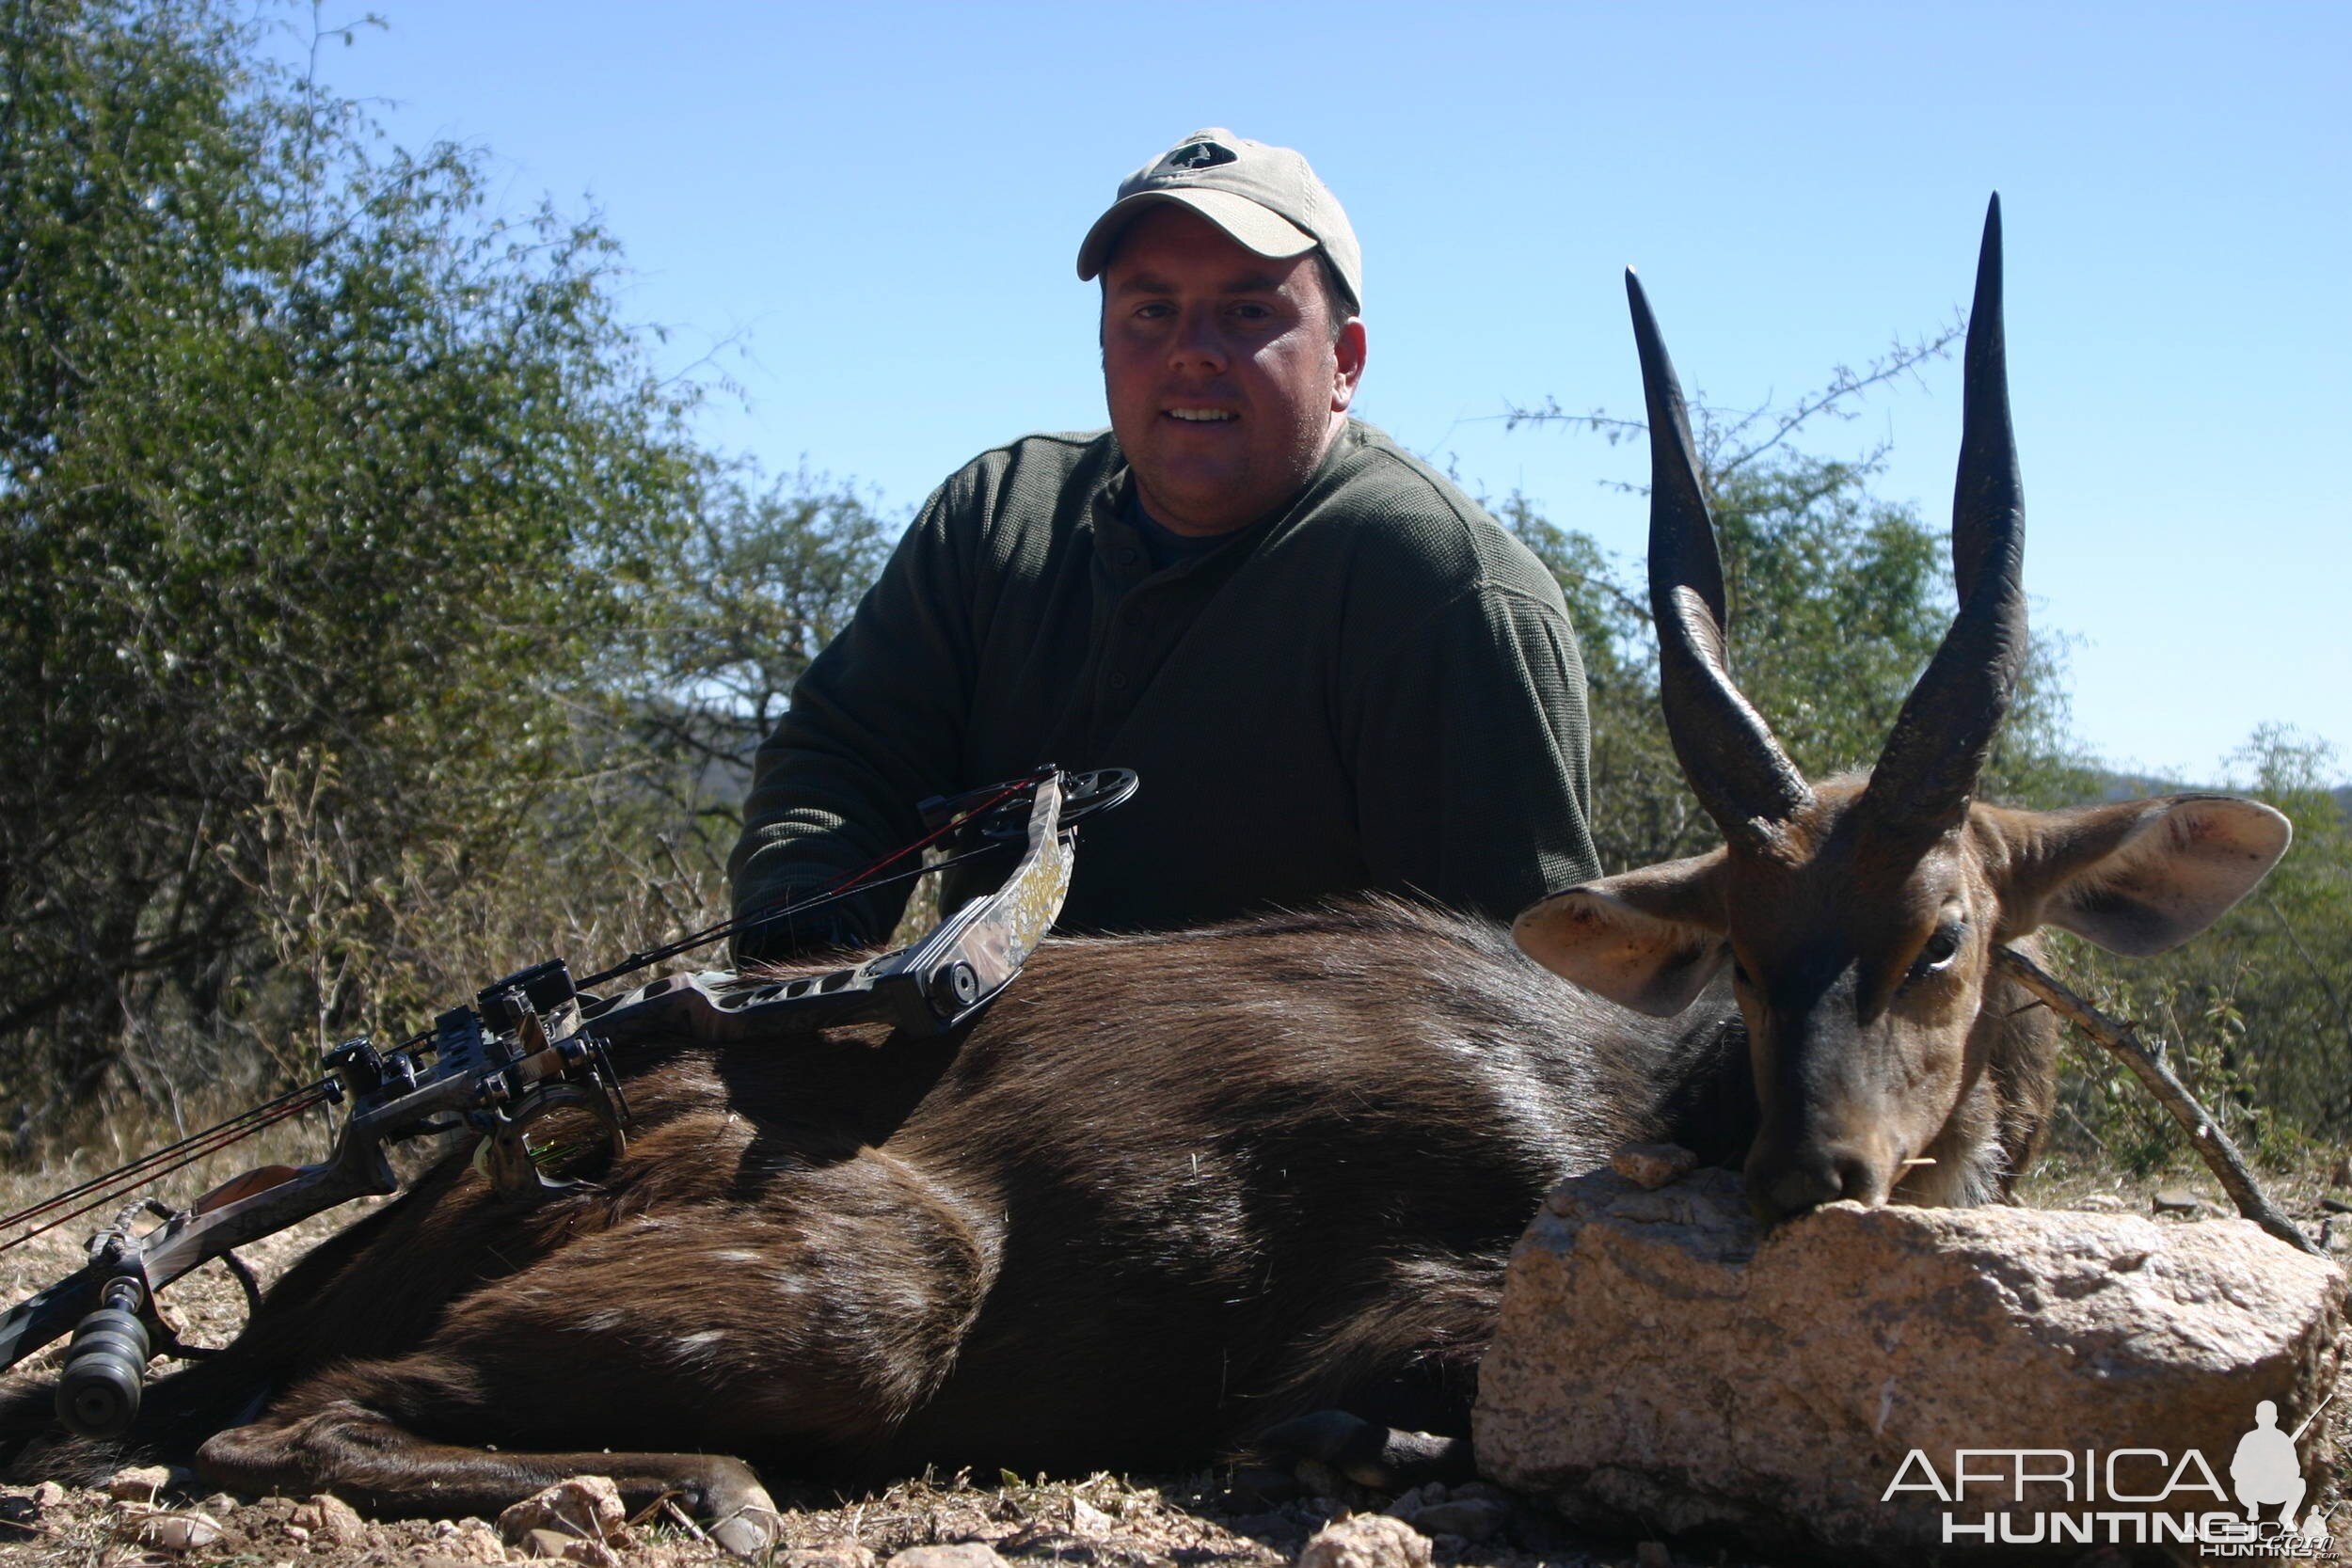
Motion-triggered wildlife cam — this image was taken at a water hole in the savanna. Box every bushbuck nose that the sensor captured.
[1747,1144,1880,1225]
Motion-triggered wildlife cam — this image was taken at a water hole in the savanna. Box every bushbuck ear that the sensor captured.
[2021,795,2292,957]
[1514,852,1730,1016]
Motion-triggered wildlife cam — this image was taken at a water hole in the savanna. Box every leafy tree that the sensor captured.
[0,0,702,1125]
[2053,727,2352,1158]
[615,468,896,868]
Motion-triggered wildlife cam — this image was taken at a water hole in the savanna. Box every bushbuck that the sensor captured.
[0,199,2288,1552]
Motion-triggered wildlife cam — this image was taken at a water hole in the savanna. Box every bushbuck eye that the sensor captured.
[1910,919,1966,983]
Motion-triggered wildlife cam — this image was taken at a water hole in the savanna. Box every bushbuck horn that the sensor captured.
[1862,195,2028,835]
[1627,268,1812,850]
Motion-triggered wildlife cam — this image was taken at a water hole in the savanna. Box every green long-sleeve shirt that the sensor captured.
[727,420,1599,954]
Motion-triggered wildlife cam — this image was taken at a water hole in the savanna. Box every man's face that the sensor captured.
[1101,204,1365,537]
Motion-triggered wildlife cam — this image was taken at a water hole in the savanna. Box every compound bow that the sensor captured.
[0,765,1135,1439]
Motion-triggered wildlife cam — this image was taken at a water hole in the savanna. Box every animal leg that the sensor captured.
[197,1394,778,1556]
[195,1148,989,1549]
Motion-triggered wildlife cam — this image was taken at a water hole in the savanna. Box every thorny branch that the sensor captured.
[1994,946,2323,1256]
[1503,317,1966,486]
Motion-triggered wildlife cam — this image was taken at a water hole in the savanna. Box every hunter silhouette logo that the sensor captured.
[2232,1401,2305,1525]
[2232,1394,2338,1543]
[1163,139,1235,171]
[1882,1391,2337,1554]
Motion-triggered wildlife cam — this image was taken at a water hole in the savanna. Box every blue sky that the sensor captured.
[313,2,2348,786]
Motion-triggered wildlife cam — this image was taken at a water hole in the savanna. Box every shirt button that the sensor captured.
[1114,546,1138,566]
[1109,673,1130,690]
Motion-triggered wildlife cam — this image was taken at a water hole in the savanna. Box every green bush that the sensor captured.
[0,0,703,1132]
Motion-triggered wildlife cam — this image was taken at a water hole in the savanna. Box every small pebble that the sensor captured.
[883,1545,1011,1568]
[453,1520,516,1563]
[311,1493,367,1545]
[1612,1143,1700,1190]
[2151,1189,2204,1215]
[120,1511,222,1552]
[1297,1512,1432,1568]
[1635,1542,1673,1568]
[1408,1498,1505,1543]
[497,1477,630,1551]
[778,1547,878,1568]
[106,1465,174,1504]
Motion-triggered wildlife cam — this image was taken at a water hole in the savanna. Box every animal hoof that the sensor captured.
[708,1502,781,1559]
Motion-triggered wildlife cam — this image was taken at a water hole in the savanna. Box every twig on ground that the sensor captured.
[1995,946,2322,1256]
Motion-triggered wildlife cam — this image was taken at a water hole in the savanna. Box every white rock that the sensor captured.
[119,1511,221,1551]
[496,1477,630,1552]
[310,1492,367,1545]
[1406,1497,1504,1542]
[105,1464,173,1503]
[450,1519,517,1563]
[518,1525,614,1565]
[779,1546,878,1568]
[1475,1166,2348,1563]
[1295,1512,1432,1568]
[884,1545,1009,1568]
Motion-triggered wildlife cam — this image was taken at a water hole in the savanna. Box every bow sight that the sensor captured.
[0,766,1134,1440]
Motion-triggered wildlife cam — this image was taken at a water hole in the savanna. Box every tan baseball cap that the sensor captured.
[1075,128,1362,312]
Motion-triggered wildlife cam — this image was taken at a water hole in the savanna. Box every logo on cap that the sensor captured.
[1162,140,1236,172]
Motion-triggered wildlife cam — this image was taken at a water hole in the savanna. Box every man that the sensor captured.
[729,129,1598,959]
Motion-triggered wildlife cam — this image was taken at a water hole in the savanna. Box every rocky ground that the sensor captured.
[0,1137,2344,1568]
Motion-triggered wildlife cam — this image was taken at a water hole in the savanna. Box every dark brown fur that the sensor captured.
[8,898,1772,1524]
